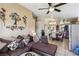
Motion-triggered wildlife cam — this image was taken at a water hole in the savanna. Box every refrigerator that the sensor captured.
[69,24,79,51]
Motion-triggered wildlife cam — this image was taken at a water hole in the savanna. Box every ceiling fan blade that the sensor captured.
[54,9,61,12]
[38,8,48,10]
[48,3,52,7]
[46,11,50,14]
[54,3,67,7]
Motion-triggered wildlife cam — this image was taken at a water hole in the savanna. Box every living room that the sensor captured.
[0,3,79,56]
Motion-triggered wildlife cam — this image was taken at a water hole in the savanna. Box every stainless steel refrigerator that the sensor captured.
[69,24,79,51]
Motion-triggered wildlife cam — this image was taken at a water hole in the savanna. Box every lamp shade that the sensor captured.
[31,31,36,37]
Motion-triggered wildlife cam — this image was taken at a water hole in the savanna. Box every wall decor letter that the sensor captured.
[9,12,21,25]
[0,8,6,26]
[22,16,27,25]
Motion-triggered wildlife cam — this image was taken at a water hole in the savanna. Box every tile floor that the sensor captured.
[48,39,77,56]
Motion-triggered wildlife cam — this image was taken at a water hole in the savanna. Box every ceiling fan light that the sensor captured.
[49,7,54,12]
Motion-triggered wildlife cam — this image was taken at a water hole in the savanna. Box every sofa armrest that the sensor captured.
[0,38,12,44]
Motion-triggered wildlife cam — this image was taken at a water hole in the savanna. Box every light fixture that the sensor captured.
[78,18,79,21]
[31,31,36,37]
[49,22,53,25]
[60,20,64,25]
[49,7,54,12]
[64,21,70,24]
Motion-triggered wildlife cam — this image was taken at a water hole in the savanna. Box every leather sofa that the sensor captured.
[0,38,30,56]
[27,36,57,56]
[0,36,57,56]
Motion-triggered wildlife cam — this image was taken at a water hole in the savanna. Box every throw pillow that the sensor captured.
[40,36,48,44]
[33,36,39,42]
[17,35,24,40]
[27,34,33,42]
[22,38,30,45]
[7,40,18,51]
[18,41,25,48]
[15,38,22,43]
[18,38,30,48]
[0,41,7,50]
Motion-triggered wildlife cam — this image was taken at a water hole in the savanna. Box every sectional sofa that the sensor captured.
[0,36,57,56]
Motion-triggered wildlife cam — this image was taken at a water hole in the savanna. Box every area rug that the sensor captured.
[20,51,40,56]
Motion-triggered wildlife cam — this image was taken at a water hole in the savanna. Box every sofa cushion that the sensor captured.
[32,42,57,56]
[17,35,24,40]
[8,46,30,56]
[27,41,35,49]
[40,36,48,44]
[0,41,7,50]
[0,45,9,53]
[27,34,33,43]
[0,52,9,56]
[18,41,25,48]
[0,38,12,53]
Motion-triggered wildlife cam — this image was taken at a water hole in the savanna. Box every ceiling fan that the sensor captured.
[38,3,67,14]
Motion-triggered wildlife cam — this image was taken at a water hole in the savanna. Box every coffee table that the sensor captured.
[20,52,40,56]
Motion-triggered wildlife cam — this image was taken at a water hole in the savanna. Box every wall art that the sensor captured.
[18,26,25,30]
[9,12,21,25]
[22,15,27,25]
[6,25,25,31]
[0,8,6,26]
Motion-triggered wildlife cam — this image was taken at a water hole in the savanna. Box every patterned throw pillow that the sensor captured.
[22,38,30,45]
[7,40,19,51]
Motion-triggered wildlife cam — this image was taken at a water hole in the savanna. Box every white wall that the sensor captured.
[36,17,45,38]
[36,17,57,38]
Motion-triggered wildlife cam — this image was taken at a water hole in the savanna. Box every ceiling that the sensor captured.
[20,3,79,20]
